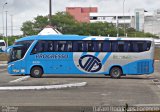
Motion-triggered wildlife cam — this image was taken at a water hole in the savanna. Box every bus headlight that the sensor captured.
[13,69,20,73]
[21,69,25,73]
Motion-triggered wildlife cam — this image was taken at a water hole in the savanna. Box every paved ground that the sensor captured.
[0,63,160,111]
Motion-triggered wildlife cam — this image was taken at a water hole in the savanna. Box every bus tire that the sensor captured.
[110,67,122,79]
[30,66,43,78]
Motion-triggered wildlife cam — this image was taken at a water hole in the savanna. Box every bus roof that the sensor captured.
[16,35,154,42]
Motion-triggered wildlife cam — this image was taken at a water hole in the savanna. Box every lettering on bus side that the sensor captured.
[113,55,132,59]
[35,54,68,59]
[79,55,102,72]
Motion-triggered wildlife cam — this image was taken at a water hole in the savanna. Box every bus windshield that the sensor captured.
[9,40,33,62]
[9,46,25,62]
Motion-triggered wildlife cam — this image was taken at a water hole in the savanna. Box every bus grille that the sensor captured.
[137,61,149,74]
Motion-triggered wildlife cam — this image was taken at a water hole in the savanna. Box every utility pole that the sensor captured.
[123,0,126,37]
[11,15,13,36]
[49,0,52,25]
[5,11,8,47]
[2,2,7,38]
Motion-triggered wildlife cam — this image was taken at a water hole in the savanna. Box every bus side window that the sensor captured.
[72,41,86,52]
[43,42,48,52]
[65,41,72,52]
[146,41,151,51]
[72,41,78,52]
[31,41,43,54]
[57,41,65,52]
[87,41,94,52]
[78,41,86,52]
[78,43,83,52]
[102,41,111,52]
[137,42,144,52]
[83,42,87,52]
[93,41,99,52]
[111,41,118,52]
[48,41,54,52]
[117,41,125,52]
[132,42,139,52]
[54,41,58,52]
[124,41,131,52]
[98,42,103,52]
[143,41,151,51]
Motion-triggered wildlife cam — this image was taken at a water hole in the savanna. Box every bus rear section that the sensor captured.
[0,40,6,52]
[72,38,154,78]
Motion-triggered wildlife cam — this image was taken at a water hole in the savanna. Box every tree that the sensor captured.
[21,12,158,38]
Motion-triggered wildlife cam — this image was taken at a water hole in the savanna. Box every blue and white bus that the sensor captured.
[7,35,154,78]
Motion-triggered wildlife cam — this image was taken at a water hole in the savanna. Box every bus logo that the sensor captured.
[79,55,102,72]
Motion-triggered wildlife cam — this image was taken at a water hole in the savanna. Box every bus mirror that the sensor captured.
[6,48,11,54]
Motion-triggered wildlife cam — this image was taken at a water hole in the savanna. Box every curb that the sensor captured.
[0,61,7,64]
[0,64,7,66]
[0,82,87,91]
[0,69,7,72]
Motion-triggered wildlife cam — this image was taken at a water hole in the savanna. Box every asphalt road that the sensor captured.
[0,63,160,111]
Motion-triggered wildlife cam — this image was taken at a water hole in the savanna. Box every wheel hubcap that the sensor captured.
[34,70,40,75]
[112,69,120,76]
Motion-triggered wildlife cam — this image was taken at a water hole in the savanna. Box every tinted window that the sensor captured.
[31,40,152,53]
[54,41,72,52]
[15,40,33,48]
[111,40,151,52]
[131,41,151,52]
[48,41,54,52]
[73,41,87,52]
[86,41,99,52]
[117,41,125,52]
[0,42,5,46]
[102,41,111,52]
[112,41,118,52]
[32,41,48,54]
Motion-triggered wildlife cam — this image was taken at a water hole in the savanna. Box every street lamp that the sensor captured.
[5,11,8,47]
[10,15,13,36]
[2,2,7,37]
[123,0,126,37]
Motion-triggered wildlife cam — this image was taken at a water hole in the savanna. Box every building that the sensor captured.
[66,7,98,23]
[90,8,160,37]
[90,12,135,29]
[134,9,145,32]
[66,7,160,37]
[144,9,160,37]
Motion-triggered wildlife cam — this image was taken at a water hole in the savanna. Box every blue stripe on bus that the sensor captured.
[102,52,112,65]
[95,52,99,57]
[81,52,87,56]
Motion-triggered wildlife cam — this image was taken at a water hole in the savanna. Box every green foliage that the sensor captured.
[21,21,35,36]
[21,11,158,38]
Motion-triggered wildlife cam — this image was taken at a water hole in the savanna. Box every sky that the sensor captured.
[0,0,160,36]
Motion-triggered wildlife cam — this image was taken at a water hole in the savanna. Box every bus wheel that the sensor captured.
[110,67,122,79]
[30,67,43,78]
